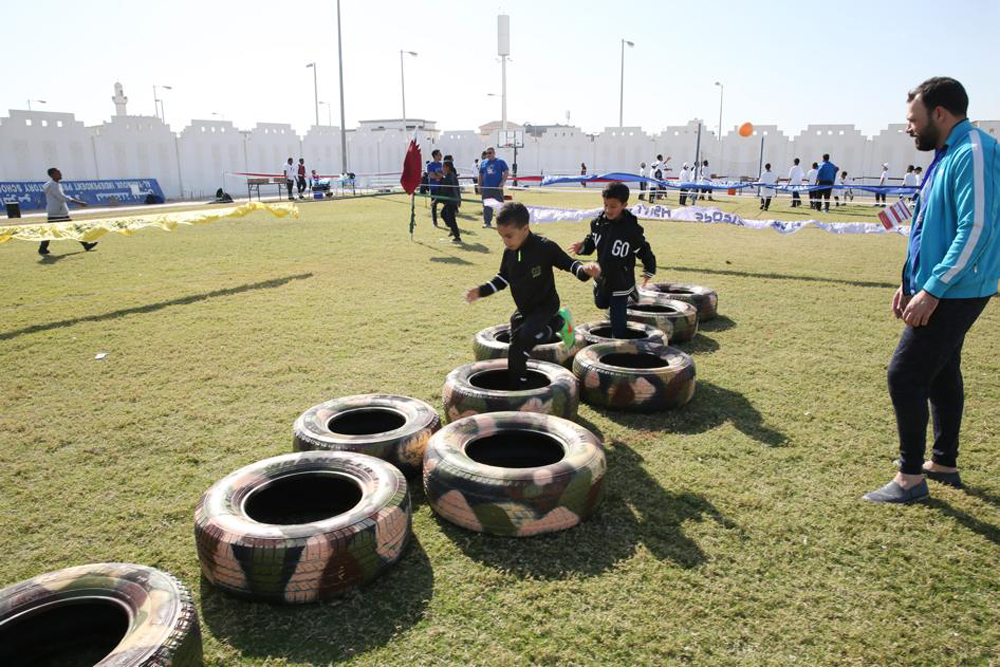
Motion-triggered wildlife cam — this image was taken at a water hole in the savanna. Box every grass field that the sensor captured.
[2,190,999,666]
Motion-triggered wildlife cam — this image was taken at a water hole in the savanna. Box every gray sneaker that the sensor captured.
[862,479,929,504]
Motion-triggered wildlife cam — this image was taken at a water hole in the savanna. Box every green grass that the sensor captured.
[2,191,999,666]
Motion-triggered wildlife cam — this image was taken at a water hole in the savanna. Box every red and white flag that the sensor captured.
[878,199,912,230]
[400,138,422,195]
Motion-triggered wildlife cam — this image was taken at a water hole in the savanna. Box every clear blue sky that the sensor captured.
[2,0,997,137]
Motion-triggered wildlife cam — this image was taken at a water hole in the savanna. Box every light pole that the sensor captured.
[619,39,634,128]
[714,81,724,174]
[27,99,47,111]
[336,0,348,172]
[306,62,319,127]
[153,85,172,123]
[399,50,417,138]
[319,101,332,126]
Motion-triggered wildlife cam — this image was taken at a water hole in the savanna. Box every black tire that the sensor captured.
[293,393,441,476]
[442,358,579,423]
[639,282,718,321]
[195,451,410,603]
[575,319,669,346]
[0,562,202,666]
[472,323,585,368]
[423,411,606,536]
[623,297,699,343]
[573,340,696,412]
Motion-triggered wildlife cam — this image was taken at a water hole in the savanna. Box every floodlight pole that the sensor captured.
[619,39,633,128]
[336,0,348,172]
[714,81,724,174]
[306,63,319,128]
[400,50,417,141]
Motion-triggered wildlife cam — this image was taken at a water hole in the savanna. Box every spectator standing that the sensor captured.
[283,158,297,201]
[758,163,777,211]
[835,171,853,205]
[788,158,804,207]
[296,158,307,199]
[678,163,691,206]
[581,162,588,188]
[816,154,838,212]
[472,158,481,194]
[863,77,1000,504]
[439,160,462,244]
[901,164,918,200]
[479,147,509,228]
[427,149,443,227]
[806,162,820,210]
[875,163,889,207]
[699,160,714,202]
[37,166,96,256]
[638,162,647,201]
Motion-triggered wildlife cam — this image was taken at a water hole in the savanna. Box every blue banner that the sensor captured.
[539,171,918,194]
[0,179,165,210]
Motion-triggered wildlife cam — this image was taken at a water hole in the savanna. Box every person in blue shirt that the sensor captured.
[478,146,509,228]
[427,149,443,228]
[864,77,1000,504]
[814,153,838,213]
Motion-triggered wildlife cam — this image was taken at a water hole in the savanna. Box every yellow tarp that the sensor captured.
[0,202,298,244]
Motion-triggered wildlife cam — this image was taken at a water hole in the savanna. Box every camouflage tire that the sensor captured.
[623,297,699,343]
[195,451,410,604]
[472,323,585,368]
[442,358,579,423]
[293,393,441,476]
[423,411,606,536]
[0,562,202,666]
[638,282,718,321]
[573,340,696,412]
[575,319,669,346]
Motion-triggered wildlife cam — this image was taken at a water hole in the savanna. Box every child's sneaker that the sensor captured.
[557,307,575,349]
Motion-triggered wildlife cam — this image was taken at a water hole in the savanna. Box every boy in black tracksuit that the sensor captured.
[439,160,462,243]
[467,202,600,389]
[569,182,656,338]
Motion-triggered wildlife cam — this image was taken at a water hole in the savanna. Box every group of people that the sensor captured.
[283,158,324,201]
[778,154,847,213]
[637,156,715,206]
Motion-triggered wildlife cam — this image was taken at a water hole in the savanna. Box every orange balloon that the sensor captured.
[739,122,754,137]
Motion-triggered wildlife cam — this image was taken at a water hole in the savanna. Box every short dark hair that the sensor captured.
[602,181,629,204]
[907,164,914,171]
[812,162,819,169]
[47,167,58,177]
[822,153,830,161]
[432,149,442,158]
[841,171,848,177]
[908,77,968,118]
[764,163,771,170]
[443,160,454,171]
[496,201,529,228]
[794,158,800,165]
[656,154,663,160]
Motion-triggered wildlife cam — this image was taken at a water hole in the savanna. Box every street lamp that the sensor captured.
[714,81,724,174]
[619,39,634,128]
[153,85,172,123]
[319,101,332,126]
[400,50,418,138]
[27,99,47,111]
[306,63,319,127]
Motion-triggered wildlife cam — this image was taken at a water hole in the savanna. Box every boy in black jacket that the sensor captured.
[439,160,462,243]
[466,202,600,389]
[568,182,656,338]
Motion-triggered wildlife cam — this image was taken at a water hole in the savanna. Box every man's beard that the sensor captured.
[913,123,939,151]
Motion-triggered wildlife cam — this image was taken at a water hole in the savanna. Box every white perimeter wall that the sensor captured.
[2,108,998,199]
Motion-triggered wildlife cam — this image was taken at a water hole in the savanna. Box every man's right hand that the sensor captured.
[891,286,910,319]
[567,242,583,254]
[465,287,480,304]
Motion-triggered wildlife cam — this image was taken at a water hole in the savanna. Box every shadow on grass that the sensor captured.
[199,534,433,664]
[38,250,86,264]
[0,273,314,341]
[656,265,896,290]
[698,315,736,333]
[673,333,719,355]
[430,255,473,266]
[926,497,1000,548]
[433,439,738,578]
[594,380,788,447]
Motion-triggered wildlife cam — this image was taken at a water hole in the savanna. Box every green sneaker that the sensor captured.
[557,307,575,349]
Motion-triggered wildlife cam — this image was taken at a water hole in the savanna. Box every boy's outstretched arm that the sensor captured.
[567,224,597,255]
[466,264,510,303]
[551,243,600,282]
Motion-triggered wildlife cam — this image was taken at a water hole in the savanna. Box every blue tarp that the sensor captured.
[0,178,165,210]
[539,172,917,194]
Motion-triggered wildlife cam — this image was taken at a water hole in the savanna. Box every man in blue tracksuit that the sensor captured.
[479,147,509,228]
[864,77,1000,504]
[815,153,838,212]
